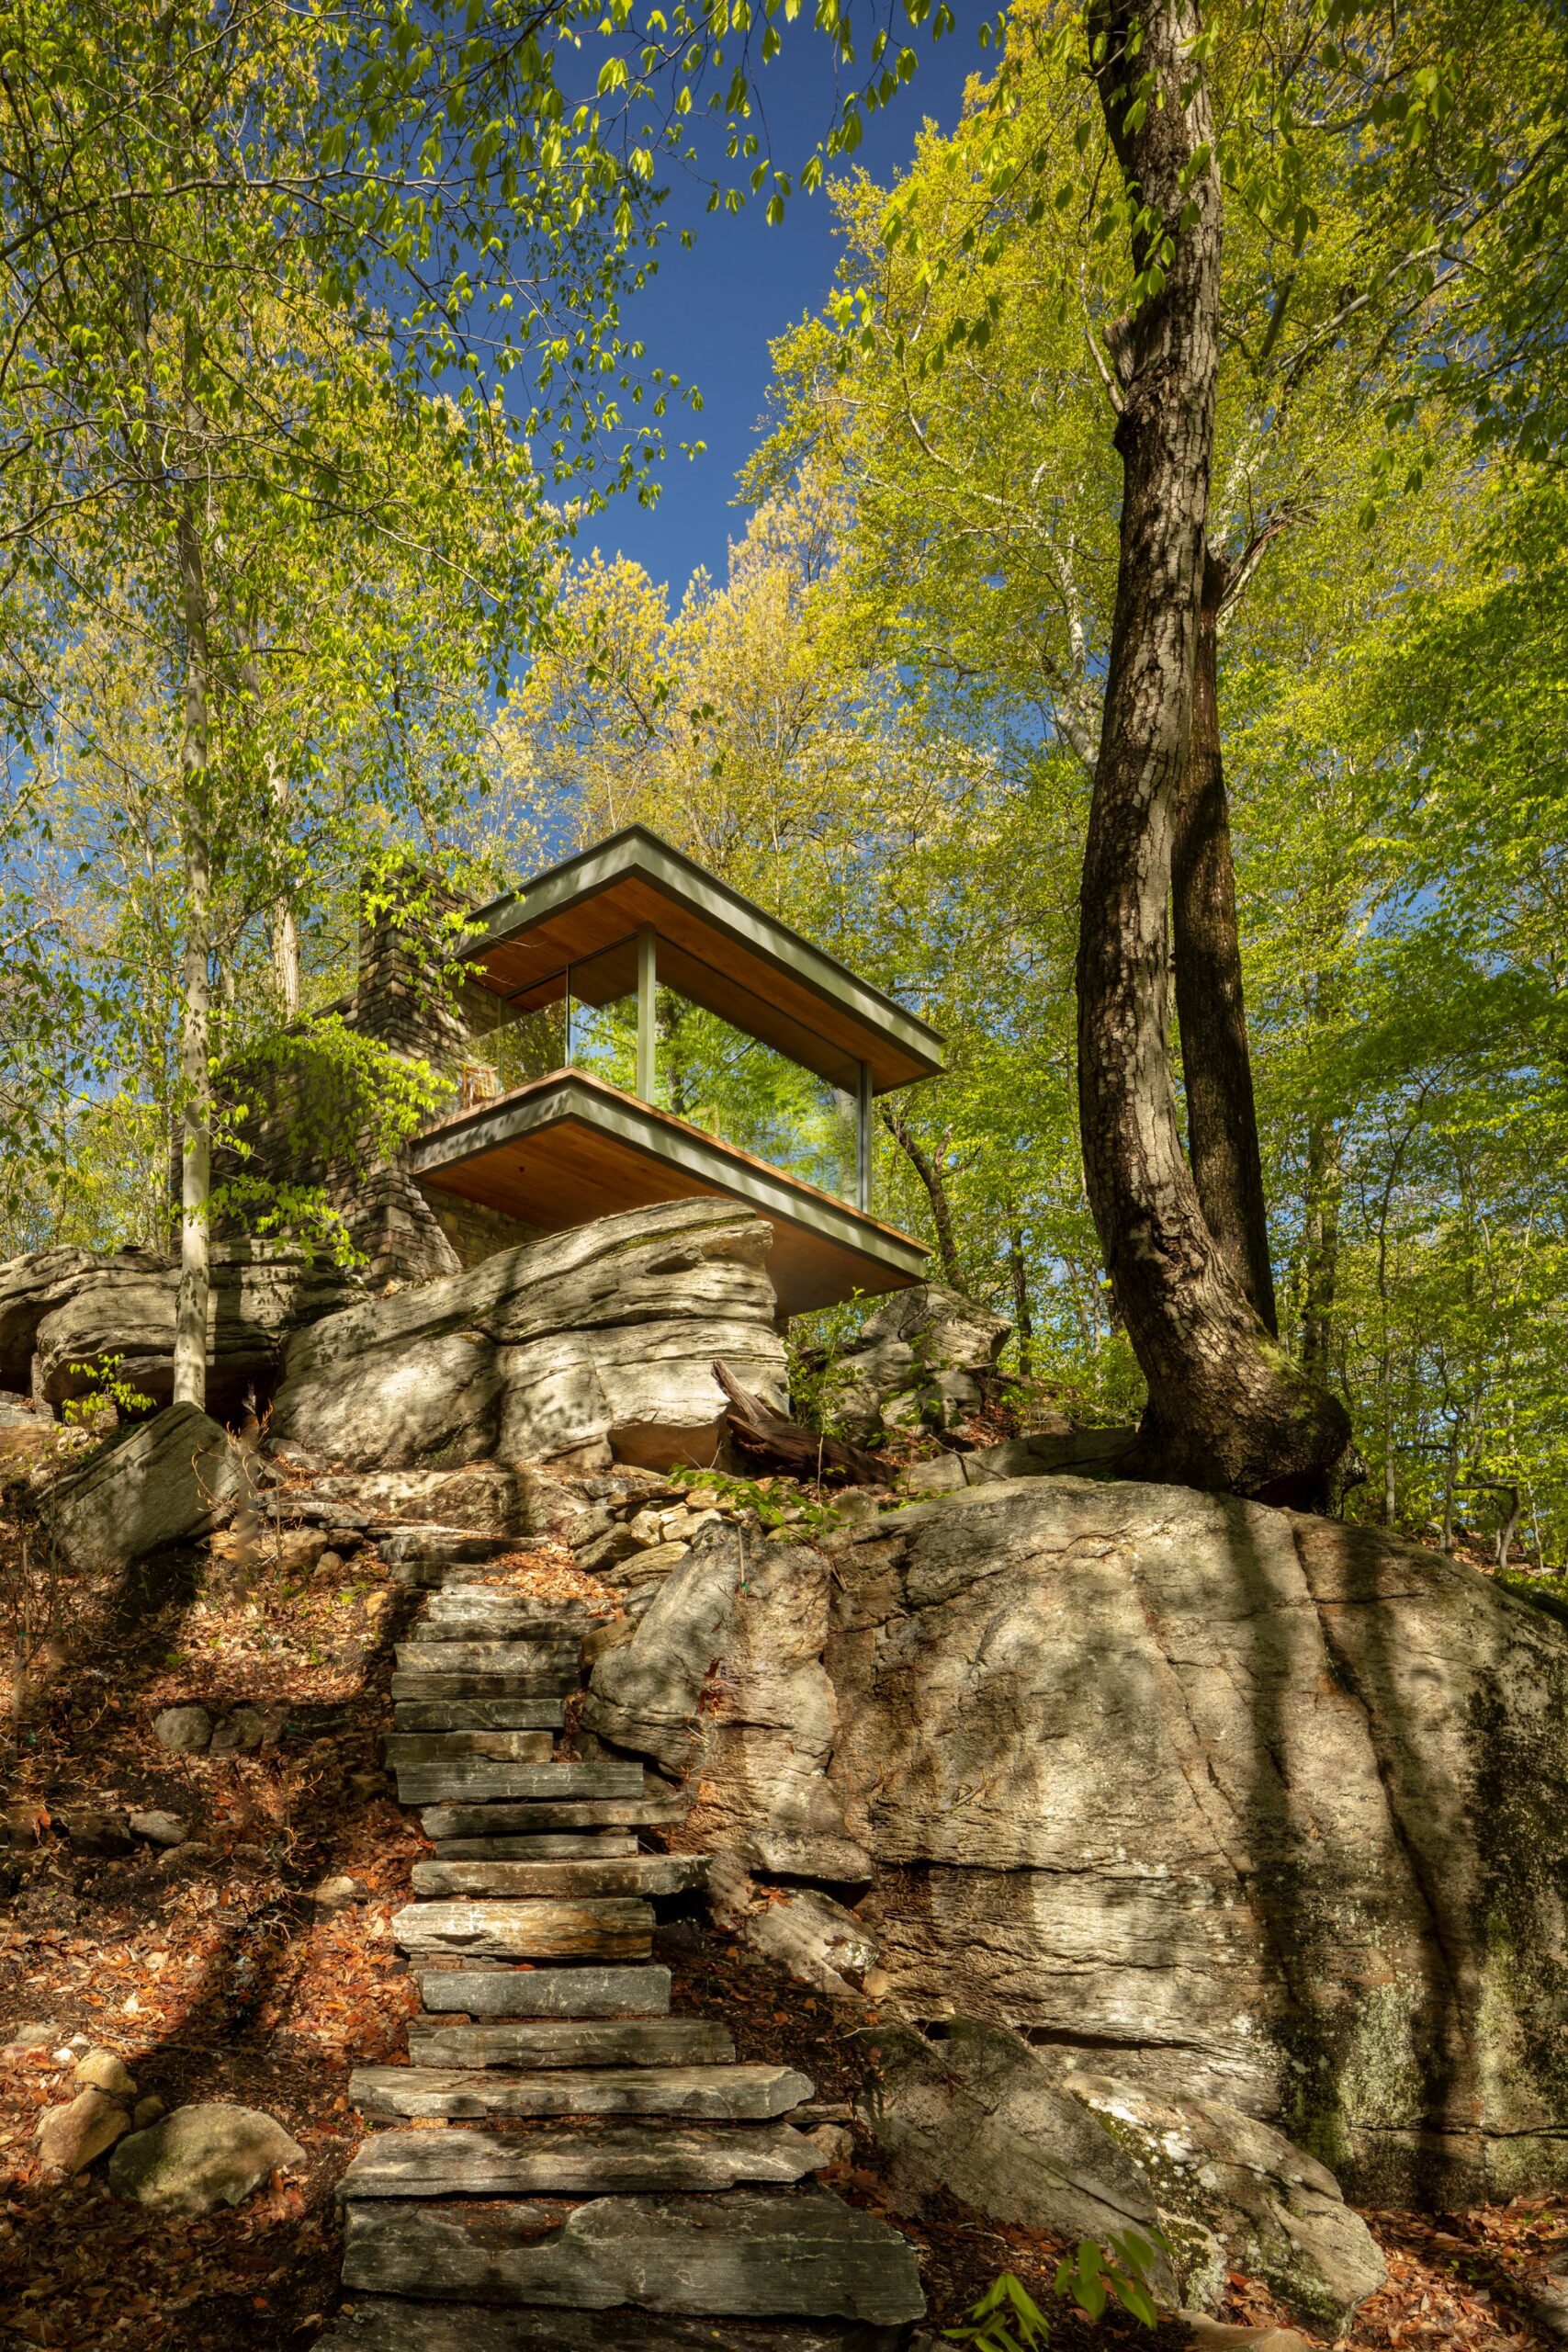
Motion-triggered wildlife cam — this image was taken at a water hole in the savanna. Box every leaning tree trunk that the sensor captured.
[1078,0,1350,1504]
[172,485,213,1412]
[1172,549,1278,1331]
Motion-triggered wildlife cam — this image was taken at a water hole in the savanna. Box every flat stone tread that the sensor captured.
[386,1732,556,1764]
[393,1898,653,1962]
[339,2191,927,2323]
[415,1964,672,2018]
[421,1794,688,1837]
[405,2018,735,2070]
[394,1701,567,1732]
[396,1640,585,1672]
[412,1855,707,1900]
[414,1608,587,1634]
[350,2062,814,2122]
[394,1760,644,1805]
[426,1834,637,1861]
[407,1623,586,1648]
[343,2121,820,2198]
[392,1670,579,1702]
[312,2295,905,2349]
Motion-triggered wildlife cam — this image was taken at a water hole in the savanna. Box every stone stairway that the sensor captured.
[317,1549,924,2349]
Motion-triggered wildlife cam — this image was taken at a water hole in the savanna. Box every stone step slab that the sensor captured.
[406,2018,735,2071]
[384,1531,514,1566]
[343,2121,821,2199]
[313,2293,906,2349]
[339,2190,927,2323]
[394,1700,567,1733]
[421,1834,638,1862]
[393,1761,642,1806]
[393,1898,653,1961]
[386,1733,556,1766]
[392,1669,579,1702]
[422,1793,687,1838]
[396,1640,583,1674]
[415,1964,671,2018]
[412,1856,706,1901]
[410,1617,585,1644]
[350,2062,812,2122]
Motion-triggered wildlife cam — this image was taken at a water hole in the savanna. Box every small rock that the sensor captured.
[801,2122,855,2165]
[60,1806,131,1855]
[609,1539,690,1589]
[37,2086,130,2174]
[626,1509,664,1547]
[73,2048,138,2098]
[684,1486,720,1510]
[132,2094,165,2130]
[209,1703,265,1756]
[3,2020,58,2056]
[129,1810,187,1849]
[318,1549,344,1577]
[348,1770,384,1801]
[158,1840,220,1877]
[154,1704,212,1754]
[108,2101,305,2215]
[310,1873,368,1912]
[582,1616,636,1665]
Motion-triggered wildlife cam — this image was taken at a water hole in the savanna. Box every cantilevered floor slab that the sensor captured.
[460,825,945,1095]
[409,1070,929,1317]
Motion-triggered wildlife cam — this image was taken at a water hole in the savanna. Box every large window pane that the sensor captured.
[655,989,858,1202]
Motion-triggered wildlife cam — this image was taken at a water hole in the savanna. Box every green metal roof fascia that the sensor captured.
[459,825,946,1087]
[408,1072,931,1278]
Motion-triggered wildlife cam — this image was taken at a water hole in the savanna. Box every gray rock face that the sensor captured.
[0,1240,362,1411]
[108,2102,304,2215]
[831,1283,1009,1442]
[39,1406,239,1575]
[851,2018,1165,2264]
[1055,2067,1386,2332]
[586,1522,868,1886]
[818,1479,1568,2204]
[595,1473,1568,2206]
[269,1200,788,1473]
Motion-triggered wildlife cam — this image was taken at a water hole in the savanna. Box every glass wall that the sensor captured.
[465,929,869,1209]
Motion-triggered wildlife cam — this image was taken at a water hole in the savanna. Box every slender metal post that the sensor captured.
[637,925,657,1102]
[857,1060,873,1214]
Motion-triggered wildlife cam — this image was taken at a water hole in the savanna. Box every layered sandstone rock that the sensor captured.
[269,1200,788,1475]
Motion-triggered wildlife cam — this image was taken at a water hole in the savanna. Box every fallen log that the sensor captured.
[713,1362,884,1487]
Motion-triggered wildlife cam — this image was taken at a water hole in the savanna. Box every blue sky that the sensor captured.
[572,29,979,601]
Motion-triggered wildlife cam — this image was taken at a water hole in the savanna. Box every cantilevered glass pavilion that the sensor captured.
[409,827,945,1317]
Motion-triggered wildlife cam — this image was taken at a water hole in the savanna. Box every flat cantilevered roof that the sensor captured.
[462,825,945,1095]
[411,1069,931,1317]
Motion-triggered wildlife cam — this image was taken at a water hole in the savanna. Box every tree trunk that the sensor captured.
[1008,1223,1033,1381]
[1172,550,1278,1330]
[172,482,212,1411]
[1078,0,1351,1505]
[881,1104,960,1287]
[1300,1111,1343,1385]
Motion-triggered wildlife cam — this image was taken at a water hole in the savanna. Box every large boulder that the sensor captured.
[0,1239,362,1415]
[849,2017,1384,2331]
[269,1200,789,1474]
[593,1473,1568,2206]
[38,1404,240,1574]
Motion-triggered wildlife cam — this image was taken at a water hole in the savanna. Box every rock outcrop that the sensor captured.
[38,1404,239,1574]
[588,1476,1568,2207]
[269,1200,789,1475]
[0,1240,363,1416]
[829,1283,1010,1442]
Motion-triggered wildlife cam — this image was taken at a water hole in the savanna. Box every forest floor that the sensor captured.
[0,1497,1563,2352]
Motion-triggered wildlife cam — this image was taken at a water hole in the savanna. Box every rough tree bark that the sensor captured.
[1078,0,1350,1503]
[172,443,212,1411]
[1007,1221,1033,1381]
[1172,549,1278,1330]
